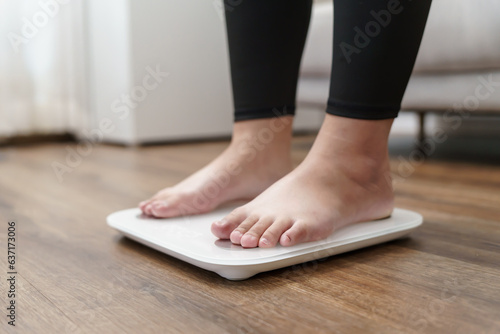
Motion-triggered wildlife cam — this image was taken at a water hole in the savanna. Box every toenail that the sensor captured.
[214,219,226,227]
[244,235,257,243]
[282,234,291,245]
[260,238,269,246]
[153,201,168,208]
[231,231,242,240]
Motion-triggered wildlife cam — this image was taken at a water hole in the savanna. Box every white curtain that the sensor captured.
[0,0,88,138]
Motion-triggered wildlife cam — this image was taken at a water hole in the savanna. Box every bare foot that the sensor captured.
[139,117,293,218]
[211,115,395,248]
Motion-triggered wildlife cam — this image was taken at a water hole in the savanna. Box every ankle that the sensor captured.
[313,114,392,155]
[342,153,391,186]
[304,149,388,184]
[230,116,293,159]
[305,114,393,185]
[232,115,292,139]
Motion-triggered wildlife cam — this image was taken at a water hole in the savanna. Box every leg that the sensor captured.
[212,0,432,247]
[139,1,312,217]
[226,0,312,120]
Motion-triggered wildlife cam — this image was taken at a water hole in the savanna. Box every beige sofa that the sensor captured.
[298,0,500,144]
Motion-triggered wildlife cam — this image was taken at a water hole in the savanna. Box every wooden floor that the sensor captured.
[1,135,499,334]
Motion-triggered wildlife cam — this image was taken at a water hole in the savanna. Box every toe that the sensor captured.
[144,203,154,216]
[147,191,219,218]
[150,200,170,217]
[139,200,149,212]
[280,221,310,247]
[259,218,294,248]
[140,188,174,214]
[211,208,247,239]
[240,216,274,248]
[230,214,259,245]
[149,195,200,218]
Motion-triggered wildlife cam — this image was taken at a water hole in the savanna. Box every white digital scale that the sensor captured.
[107,206,422,280]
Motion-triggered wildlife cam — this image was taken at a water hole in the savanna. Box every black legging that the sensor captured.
[224,0,432,121]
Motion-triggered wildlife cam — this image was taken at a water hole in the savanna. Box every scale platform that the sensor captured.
[107,206,422,280]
